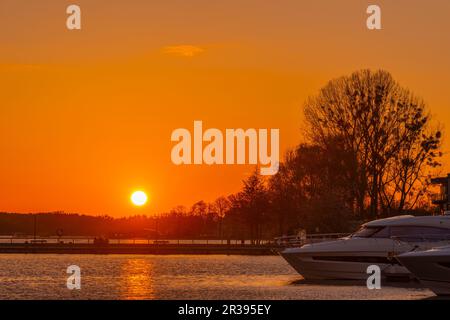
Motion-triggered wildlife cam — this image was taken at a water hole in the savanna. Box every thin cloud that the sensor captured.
[162,45,205,57]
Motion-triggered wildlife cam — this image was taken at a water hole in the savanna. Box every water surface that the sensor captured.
[0,254,434,300]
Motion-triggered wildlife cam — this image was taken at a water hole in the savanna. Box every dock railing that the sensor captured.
[0,237,275,246]
[0,233,350,247]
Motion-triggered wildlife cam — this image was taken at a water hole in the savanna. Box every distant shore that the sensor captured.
[0,243,280,255]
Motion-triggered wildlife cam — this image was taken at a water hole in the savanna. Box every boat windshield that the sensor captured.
[351,226,384,238]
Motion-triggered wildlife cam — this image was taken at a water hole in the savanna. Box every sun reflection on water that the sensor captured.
[120,259,155,299]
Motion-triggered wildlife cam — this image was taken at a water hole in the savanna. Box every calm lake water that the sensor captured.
[0,254,435,300]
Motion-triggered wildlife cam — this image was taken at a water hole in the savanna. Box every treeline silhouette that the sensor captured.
[0,70,443,240]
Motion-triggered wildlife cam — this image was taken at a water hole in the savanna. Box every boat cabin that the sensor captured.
[352,215,450,242]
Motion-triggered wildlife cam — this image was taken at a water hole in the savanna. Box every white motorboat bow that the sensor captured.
[397,245,450,296]
[280,215,450,280]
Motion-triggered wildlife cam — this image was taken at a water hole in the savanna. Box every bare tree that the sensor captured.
[213,196,230,239]
[239,168,269,243]
[304,70,442,218]
[381,129,442,214]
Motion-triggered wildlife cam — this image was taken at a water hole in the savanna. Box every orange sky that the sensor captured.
[1,0,450,216]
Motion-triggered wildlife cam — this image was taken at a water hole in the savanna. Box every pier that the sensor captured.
[0,233,347,255]
[0,242,279,255]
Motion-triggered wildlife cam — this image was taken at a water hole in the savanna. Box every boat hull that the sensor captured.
[281,251,407,280]
[279,237,418,280]
[397,250,450,296]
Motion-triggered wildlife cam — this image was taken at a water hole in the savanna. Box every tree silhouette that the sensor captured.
[303,70,442,218]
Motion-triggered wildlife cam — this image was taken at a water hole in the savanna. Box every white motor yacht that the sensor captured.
[397,245,450,296]
[280,215,450,280]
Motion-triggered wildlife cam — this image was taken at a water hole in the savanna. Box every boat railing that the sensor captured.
[391,234,450,243]
[274,233,350,247]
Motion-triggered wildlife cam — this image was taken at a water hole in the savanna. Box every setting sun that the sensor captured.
[131,191,148,206]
